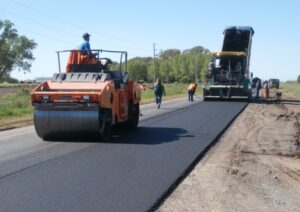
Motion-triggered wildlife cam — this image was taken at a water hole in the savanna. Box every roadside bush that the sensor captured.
[0,90,33,119]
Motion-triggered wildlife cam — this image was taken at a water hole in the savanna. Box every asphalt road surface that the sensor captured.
[0,98,247,212]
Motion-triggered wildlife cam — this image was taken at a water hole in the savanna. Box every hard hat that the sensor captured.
[83,33,91,38]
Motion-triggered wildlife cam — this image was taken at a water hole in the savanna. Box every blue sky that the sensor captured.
[1,0,299,81]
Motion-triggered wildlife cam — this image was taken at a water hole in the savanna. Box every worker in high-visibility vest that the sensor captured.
[187,83,197,101]
[263,80,269,98]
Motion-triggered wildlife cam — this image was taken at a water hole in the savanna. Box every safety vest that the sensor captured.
[188,83,197,91]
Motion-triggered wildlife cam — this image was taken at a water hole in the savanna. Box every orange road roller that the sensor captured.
[31,49,141,140]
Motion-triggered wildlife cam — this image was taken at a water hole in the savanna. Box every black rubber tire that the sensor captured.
[126,102,139,129]
[99,109,112,141]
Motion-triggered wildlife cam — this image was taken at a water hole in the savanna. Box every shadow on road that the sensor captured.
[43,126,190,145]
[111,126,190,145]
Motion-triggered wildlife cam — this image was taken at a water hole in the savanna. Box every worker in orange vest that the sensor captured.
[263,80,269,98]
[187,83,197,101]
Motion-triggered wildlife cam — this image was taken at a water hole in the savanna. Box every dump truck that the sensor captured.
[31,49,141,140]
[203,26,254,100]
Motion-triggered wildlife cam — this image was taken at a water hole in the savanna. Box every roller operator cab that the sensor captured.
[31,49,141,141]
[203,26,254,100]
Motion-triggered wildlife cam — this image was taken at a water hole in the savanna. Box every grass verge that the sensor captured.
[0,90,33,120]
[0,83,197,130]
[1,82,299,131]
[280,83,300,99]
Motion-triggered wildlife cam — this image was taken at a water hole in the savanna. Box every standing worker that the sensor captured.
[187,82,197,101]
[255,79,261,99]
[263,80,269,98]
[154,78,166,109]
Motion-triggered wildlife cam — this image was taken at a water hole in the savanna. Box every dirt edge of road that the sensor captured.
[149,100,249,211]
[156,96,300,211]
[0,116,33,131]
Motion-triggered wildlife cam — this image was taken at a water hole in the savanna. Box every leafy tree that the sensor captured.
[121,46,212,83]
[297,75,300,83]
[0,20,37,80]
[0,75,18,83]
[158,59,175,83]
[127,59,148,81]
[183,46,204,55]
[182,45,209,55]
[150,46,211,83]
[159,49,181,60]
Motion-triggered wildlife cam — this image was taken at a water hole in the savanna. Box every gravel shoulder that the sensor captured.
[157,93,300,211]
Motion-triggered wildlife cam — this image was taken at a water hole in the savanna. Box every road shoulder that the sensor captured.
[157,100,300,211]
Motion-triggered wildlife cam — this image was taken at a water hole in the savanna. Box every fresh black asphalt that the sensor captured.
[0,101,247,212]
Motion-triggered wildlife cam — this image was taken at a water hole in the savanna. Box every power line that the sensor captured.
[0,7,79,38]
[10,0,151,46]
[1,6,151,51]
[15,25,75,46]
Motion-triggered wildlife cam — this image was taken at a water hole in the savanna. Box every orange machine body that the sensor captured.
[31,49,141,140]
[32,79,140,123]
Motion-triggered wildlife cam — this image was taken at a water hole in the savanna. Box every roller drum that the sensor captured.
[34,109,101,139]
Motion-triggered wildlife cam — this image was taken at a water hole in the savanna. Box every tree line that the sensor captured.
[127,47,212,83]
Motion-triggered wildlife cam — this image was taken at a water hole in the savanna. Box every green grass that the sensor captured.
[141,83,186,98]
[280,83,300,99]
[0,83,201,120]
[0,83,37,88]
[0,90,33,120]
[141,83,203,103]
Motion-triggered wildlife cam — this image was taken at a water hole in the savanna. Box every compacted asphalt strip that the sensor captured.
[0,99,247,212]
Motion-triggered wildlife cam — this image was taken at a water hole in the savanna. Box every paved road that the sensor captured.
[0,98,247,212]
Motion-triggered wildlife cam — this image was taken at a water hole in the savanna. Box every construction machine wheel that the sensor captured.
[99,109,112,141]
[125,102,139,129]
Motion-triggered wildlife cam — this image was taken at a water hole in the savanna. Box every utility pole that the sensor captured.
[153,43,157,82]
[195,56,197,83]
[195,55,199,83]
